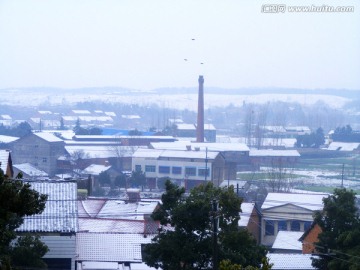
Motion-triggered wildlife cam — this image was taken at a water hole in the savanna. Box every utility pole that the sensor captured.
[205,147,208,182]
[341,163,345,188]
[212,199,219,270]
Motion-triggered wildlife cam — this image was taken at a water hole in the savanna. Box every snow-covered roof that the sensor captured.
[250,149,300,157]
[263,126,287,133]
[262,193,327,211]
[1,114,12,120]
[0,135,18,143]
[65,145,137,159]
[219,180,247,189]
[150,141,249,152]
[105,111,116,116]
[285,126,311,132]
[133,148,220,160]
[267,254,316,270]
[13,163,48,177]
[38,110,52,114]
[76,233,153,262]
[122,114,141,119]
[33,132,63,142]
[272,231,303,251]
[72,110,91,114]
[17,181,78,232]
[176,123,196,130]
[0,150,11,174]
[82,164,111,175]
[238,202,255,227]
[79,218,148,233]
[327,142,360,151]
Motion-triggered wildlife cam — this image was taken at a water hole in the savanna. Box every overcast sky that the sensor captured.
[0,0,359,90]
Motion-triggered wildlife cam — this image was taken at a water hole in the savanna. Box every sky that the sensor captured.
[0,0,359,90]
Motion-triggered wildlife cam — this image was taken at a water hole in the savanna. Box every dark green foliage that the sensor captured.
[114,173,127,188]
[143,180,266,270]
[10,234,49,269]
[0,170,48,268]
[0,122,32,138]
[73,118,102,135]
[331,125,360,142]
[98,171,111,186]
[157,177,170,190]
[312,188,360,270]
[130,170,146,188]
[296,127,325,148]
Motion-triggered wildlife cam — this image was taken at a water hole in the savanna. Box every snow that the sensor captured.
[33,132,63,142]
[17,181,78,232]
[250,149,300,157]
[0,135,19,143]
[13,163,49,177]
[66,145,137,158]
[262,193,327,211]
[0,150,10,173]
[238,202,255,227]
[272,231,303,251]
[0,114,12,119]
[268,254,316,270]
[82,164,111,175]
[327,142,360,151]
[72,110,91,114]
[150,141,249,152]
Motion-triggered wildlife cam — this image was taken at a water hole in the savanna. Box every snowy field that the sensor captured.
[0,89,350,111]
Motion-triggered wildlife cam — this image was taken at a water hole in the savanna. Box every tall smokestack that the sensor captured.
[196,75,204,142]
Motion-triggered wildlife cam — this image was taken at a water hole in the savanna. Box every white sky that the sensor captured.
[0,0,359,90]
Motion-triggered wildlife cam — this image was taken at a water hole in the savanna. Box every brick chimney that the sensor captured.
[196,75,204,142]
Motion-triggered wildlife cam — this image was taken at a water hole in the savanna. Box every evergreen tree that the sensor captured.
[312,188,360,270]
[143,180,266,270]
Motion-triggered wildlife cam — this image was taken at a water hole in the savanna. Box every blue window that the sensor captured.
[172,166,182,174]
[159,166,170,174]
[198,168,210,177]
[185,167,196,176]
[265,220,275,235]
[278,220,287,231]
[135,165,141,172]
[291,220,300,231]
[304,221,312,231]
[145,165,156,173]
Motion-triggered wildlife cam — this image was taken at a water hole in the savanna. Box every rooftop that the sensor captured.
[262,193,327,211]
[272,231,303,251]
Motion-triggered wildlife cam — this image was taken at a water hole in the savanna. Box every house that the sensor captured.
[0,149,13,177]
[238,202,261,244]
[299,223,322,254]
[249,149,300,170]
[76,194,160,269]
[261,192,327,246]
[176,123,216,142]
[267,254,317,270]
[13,163,49,179]
[132,148,226,189]
[11,132,66,176]
[16,180,78,270]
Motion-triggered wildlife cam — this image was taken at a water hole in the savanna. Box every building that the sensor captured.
[271,231,303,253]
[16,180,78,270]
[299,223,322,254]
[132,148,226,189]
[261,192,327,246]
[267,254,317,270]
[11,132,66,176]
[0,149,13,177]
[176,123,216,142]
[238,202,261,244]
[13,163,49,179]
[249,149,300,170]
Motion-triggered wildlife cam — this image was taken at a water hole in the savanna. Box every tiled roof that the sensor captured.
[272,231,303,251]
[17,181,78,232]
[76,233,153,262]
[150,141,249,152]
[267,254,316,269]
[78,218,148,233]
[238,202,255,227]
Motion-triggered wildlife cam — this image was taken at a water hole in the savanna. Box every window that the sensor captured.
[265,220,275,235]
[145,165,156,173]
[34,145,39,148]
[291,220,301,231]
[304,221,312,231]
[135,165,141,172]
[159,166,170,174]
[198,168,210,177]
[42,157,47,163]
[185,167,196,176]
[278,220,287,231]
[172,166,182,174]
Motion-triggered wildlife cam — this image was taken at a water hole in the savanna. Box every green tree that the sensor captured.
[312,188,360,270]
[98,171,111,186]
[114,173,127,188]
[0,170,48,268]
[130,170,146,189]
[143,181,266,270]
